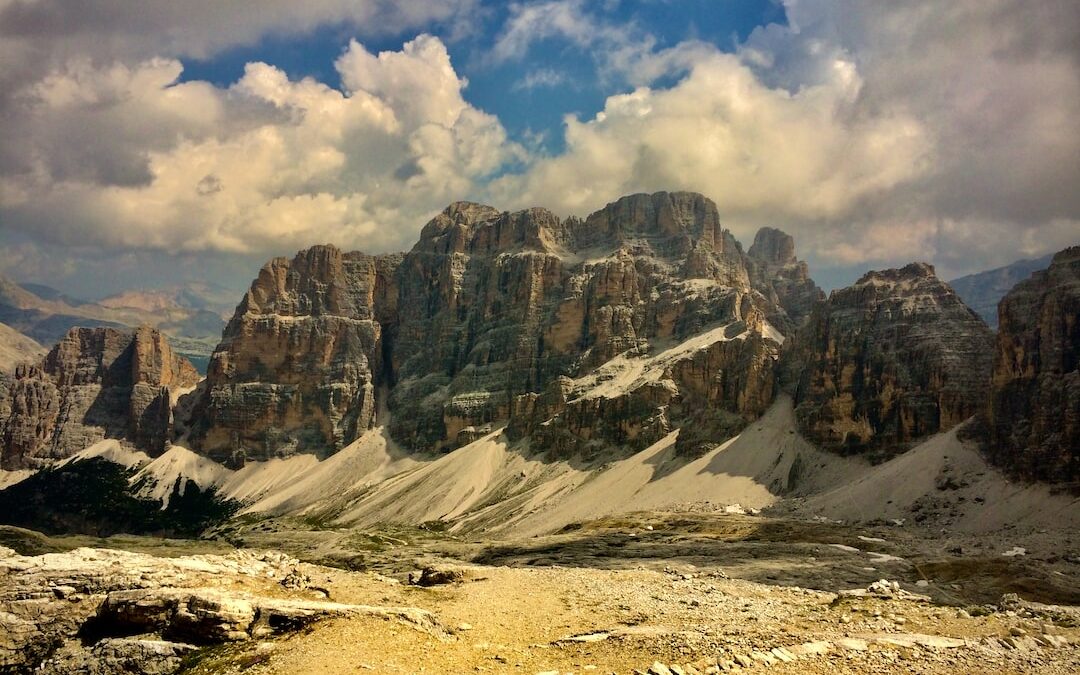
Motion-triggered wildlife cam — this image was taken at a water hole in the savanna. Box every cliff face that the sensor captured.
[388,192,760,452]
[986,246,1080,483]
[187,246,401,467]
[0,327,199,470]
[186,192,792,463]
[507,302,781,459]
[789,263,993,457]
[746,227,824,332]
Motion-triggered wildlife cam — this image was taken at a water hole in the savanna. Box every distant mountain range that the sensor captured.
[949,253,1055,327]
[0,322,46,371]
[0,276,233,373]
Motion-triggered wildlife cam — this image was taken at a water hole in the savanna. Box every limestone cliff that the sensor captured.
[746,227,824,332]
[186,245,401,467]
[985,246,1079,483]
[789,263,993,457]
[187,192,794,461]
[388,192,760,452]
[0,326,199,469]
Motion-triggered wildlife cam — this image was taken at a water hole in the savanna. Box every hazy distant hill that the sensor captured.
[0,274,225,373]
[0,321,46,372]
[949,253,1055,327]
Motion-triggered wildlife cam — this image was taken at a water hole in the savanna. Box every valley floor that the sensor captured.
[194,510,1080,674]
[5,507,1079,675]
[3,397,1079,673]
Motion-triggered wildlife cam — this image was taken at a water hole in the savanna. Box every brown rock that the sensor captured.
[0,327,199,469]
[985,246,1080,483]
[186,192,813,461]
[186,245,401,467]
[746,227,824,331]
[789,263,993,456]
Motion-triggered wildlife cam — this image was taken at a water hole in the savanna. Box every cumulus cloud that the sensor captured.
[0,35,520,255]
[0,0,1078,291]
[731,0,1080,273]
[491,50,930,236]
[488,0,1079,277]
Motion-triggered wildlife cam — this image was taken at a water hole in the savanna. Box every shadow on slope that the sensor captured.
[0,457,237,537]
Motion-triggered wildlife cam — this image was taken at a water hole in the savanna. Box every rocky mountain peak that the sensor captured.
[745,226,823,330]
[0,326,199,469]
[853,261,937,287]
[789,262,993,457]
[748,227,797,266]
[984,245,1079,483]
[573,191,730,253]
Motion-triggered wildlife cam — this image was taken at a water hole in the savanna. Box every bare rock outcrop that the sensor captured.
[789,263,993,456]
[388,192,768,452]
[181,192,813,461]
[746,227,824,331]
[508,304,782,458]
[186,245,402,467]
[0,327,199,469]
[985,246,1080,483]
[0,546,443,674]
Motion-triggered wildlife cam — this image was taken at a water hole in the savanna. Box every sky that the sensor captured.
[0,0,1077,298]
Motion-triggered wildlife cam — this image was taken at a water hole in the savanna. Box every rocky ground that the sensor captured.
[2,508,1077,674]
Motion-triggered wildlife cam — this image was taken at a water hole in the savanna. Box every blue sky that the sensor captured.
[180,1,786,156]
[0,0,1077,299]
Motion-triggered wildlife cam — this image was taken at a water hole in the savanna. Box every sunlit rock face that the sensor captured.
[788,263,993,457]
[0,326,199,469]
[188,192,804,461]
[186,245,401,467]
[388,192,765,452]
[985,246,1080,483]
[746,226,824,333]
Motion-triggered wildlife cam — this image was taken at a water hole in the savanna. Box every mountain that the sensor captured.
[983,246,1079,484]
[184,193,793,466]
[98,281,238,319]
[5,192,1073,543]
[0,274,225,373]
[0,322,45,372]
[0,327,199,470]
[16,282,90,307]
[786,263,993,458]
[949,253,1055,327]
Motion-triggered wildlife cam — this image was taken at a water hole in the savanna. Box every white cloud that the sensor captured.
[0,0,1077,287]
[0,36,520,256]
[511,68,568,91]
[491,50,930,235]
[487,0,1079,277]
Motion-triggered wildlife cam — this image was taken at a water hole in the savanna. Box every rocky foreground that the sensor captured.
[0,544,445,674]
[3,509,1078,675]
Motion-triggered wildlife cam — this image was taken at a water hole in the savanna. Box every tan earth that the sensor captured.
[159,510,1080,674]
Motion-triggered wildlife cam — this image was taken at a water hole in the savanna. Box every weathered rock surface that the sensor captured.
[985,246,1079,483]
[186,245,402,467]
[0,327,199,470]
[508,306,782,458]
[789,263,993,456]
[184,192,797,460]
[388,192,762,452]
[0,546,443,674]
[746,227,824,331]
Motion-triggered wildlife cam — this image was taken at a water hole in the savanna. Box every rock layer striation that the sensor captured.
[0,327,199,469]
[187,192,796,461]
[985,246,1080,483]
[788,263,993,456]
